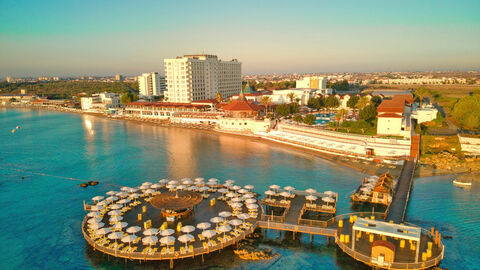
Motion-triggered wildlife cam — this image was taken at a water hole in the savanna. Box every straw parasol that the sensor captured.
[217,188,229,193]
[88,217,102,224]
[168,180,178,185]
[232,185,241,191]
[231,202,243,209]
[225,192,237,198]
[160,229,175,236]
[280,191,291,198]
[242,193,254,199]
[306,195,317,202]
[159,179,169,184]
[142,181,152,186]
[217,225,232,240]
[176,185,186,190]
[121,187,130,191]
[284,186,295,192]
[106,196,118,202]
[237,213,250,220]
[116,192,127,197]
[160,236,175,247]
[150,183,162,189]
[96,200,108,206]
[210,216,224,226]
[92,195,104,202]
[225,179,235,184]
[109,204,122,210]
[269,184,280,190]
[180,225,195,234]
[219,211,232,218]
[143,228,159,236]
[178,234,194,248]
[305,188,317,194]
[90,205,104,211]
[265,190,275,197]
[142,236,158,247]
[126,226,141,234]
[108,210,122,216]
[245,198,256,204]
[96,227,112,235]
[244,185,254,190]
[229,219,243,229]
[112,222,128,229]
[196,222,211,231]
[87,212,101,218]
[121,234,138,247]
[238,189,248,194]
[324,191,335,196]
[231,197,242,202]
[202,230,216,239]
[182,179,193,185]
[106,191,116,196]
[108,231,123,244]
[194,177,205,182]
[246,204,258,209]
[89,222,105,230]
[322,196,335,206]
[109,216,123,222]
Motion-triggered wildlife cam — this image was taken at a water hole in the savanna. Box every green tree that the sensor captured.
[307,98,320,109]
[324,96,339,109]
[216,92,222,102]
[261,96,272,113]
[370,95,382,107]
[293,114,303,123]
[355,96,370,110]
[336,108,348,122]
[359,104,377,122]
[290,103,299,114]
[287,92,296,103]
[347,95,360,109]
[330,80,349,91]
[303,114,316,125]
[415,87,429,106]
[121,92,139,104]
[275,104,291,117]
[452,93,480,130]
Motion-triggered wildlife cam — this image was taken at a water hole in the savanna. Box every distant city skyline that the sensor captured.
[1,0,479,78]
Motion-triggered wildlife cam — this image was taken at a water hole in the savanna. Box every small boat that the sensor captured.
[453,179,472,187]
[16,126,21,129]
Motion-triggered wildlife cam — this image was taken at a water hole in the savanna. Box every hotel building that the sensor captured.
[138,72,166,96]
[164,54,241,103]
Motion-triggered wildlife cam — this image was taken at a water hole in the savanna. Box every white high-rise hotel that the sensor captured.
[164,54,241,103]
[138,72,166,96]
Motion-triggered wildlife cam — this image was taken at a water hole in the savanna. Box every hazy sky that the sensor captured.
[1,0,479,77]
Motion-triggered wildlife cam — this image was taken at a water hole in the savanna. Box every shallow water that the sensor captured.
[0,108,478,269]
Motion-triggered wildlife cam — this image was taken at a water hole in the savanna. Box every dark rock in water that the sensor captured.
[88,181,99,186]
[442,235,453,240]
[79,183,88,188]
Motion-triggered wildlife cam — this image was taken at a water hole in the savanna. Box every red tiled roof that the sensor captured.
[220,99,263,111]
[191,98,218,104]
[378,112,403,118]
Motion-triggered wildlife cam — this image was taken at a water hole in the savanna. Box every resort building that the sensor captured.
[411,105,438,124]
[124,102,211,120]
[218,93,272,133]
[80,93,122,111]
[296,76,327,89]
[0,93,37,105]
[264,88,316,106]
[376,95,413,138]
[164,54,241,103]
[138,72,166,97]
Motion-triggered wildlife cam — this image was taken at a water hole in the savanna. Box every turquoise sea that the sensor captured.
[1,108,479,269]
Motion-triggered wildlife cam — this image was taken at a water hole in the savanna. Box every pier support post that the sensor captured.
[309,234,313,243]
[202,254,204,263]
[293,232,295,240]
[170,259,173,269]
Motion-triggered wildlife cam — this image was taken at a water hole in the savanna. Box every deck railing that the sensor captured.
[82,217,256,261]
[258,220,336,236]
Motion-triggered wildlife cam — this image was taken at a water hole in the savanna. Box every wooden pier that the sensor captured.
[386,160,416,223]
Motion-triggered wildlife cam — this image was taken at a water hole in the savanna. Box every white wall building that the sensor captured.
[411,106,438,124]
[80,93,121,111]
[138,72,166,96]
[265,88,316,106]
[164,54,241,103]
[296,76,327,89]
[376,95,413,138]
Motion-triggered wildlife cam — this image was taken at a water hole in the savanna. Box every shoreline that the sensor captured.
[3,105,470,179]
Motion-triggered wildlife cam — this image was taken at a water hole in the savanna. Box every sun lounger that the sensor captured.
[133,237,141,244]
[202,242,209,249]
[121,246,130,253]
[148,248,157,255]
[169,247,174,254]
[129,247,137,253]
[180,246,186,255]
[198,234,205,241]
[161,247,167,255]
[189,245,193,253]
[142,247,151,254]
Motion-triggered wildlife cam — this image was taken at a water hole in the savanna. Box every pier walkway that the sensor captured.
[387,159,416,223]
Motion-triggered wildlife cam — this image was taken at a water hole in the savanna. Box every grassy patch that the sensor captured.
[421,135,462,156]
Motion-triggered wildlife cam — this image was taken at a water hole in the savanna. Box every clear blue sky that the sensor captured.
[1,0,479,77]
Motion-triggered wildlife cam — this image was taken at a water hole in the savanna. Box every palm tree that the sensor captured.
[216,92,222,103]
[415,87,429,107]
[261,96,272,113]
[355,96,370,111]
[336,108,348,122]
[287,92,296,103]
